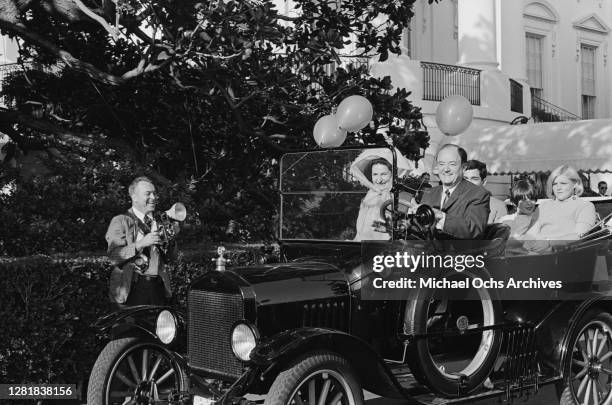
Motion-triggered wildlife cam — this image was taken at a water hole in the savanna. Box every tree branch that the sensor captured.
[0,19,127,84]
[73,0,120,39]
[0,108,94,148]
[213,80,286,154]
[0,18,173,85]
[276,14,299,22]
[0,122,46,151]
[193,51,243,60]
[120,56,174,80]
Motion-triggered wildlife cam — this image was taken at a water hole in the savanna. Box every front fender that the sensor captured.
[94,305,185,345]
[250,327,415,402]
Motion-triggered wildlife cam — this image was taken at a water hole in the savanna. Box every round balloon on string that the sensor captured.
[337,95,373,132]
[435,95,474,136]
[313,114,347,148]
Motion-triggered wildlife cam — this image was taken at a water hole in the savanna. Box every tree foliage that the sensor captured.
[0,0,435,253]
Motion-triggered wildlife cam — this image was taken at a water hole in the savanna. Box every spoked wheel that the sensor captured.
[561,311,612,405]
[265,352,364,405]
[405,270,502,397]
[87,337,186,405]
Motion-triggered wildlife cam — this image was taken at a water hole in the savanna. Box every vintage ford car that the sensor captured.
[88,146,612,405]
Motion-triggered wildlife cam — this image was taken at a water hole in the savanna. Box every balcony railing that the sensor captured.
[509,79,523,114]
[531,94,582,122]
[421,61,481,105]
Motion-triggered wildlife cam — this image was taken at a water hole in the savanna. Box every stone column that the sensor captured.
[498,0,526,81]
[457,0,499,70]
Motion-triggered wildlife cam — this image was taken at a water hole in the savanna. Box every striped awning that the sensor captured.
[450,119,612,175]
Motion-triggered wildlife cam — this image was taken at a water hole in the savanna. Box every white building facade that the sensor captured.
[365,0,612,196]
[398,0,612,117]
[374,0,612,128]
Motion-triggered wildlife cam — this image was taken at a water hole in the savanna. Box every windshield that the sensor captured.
[280,148,396,241]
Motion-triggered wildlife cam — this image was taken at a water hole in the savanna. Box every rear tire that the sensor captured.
[264,352,364,405]
[560,310,612,405]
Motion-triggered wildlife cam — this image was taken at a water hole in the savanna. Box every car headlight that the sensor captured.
[231,323,258,361]
[156,310,176,344]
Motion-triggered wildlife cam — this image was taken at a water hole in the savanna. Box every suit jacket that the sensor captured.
[105,208,174,304]
[420,179,490,239]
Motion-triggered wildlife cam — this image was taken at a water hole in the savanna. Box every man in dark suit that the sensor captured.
[419,144,490,239]
[105,176,175,307]
[598,181,608,197]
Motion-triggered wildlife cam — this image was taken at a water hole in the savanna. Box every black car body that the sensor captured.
[89,146,612,405]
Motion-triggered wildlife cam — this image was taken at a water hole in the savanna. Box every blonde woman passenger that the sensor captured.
[527,165,596,242]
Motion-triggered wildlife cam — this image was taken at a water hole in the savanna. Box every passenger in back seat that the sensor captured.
[523,165,597,251]
[500,179,539,240]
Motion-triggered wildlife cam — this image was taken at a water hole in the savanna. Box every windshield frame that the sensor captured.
[279,145,399,242]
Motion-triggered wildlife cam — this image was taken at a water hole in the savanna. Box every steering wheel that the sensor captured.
[379,199,436,239]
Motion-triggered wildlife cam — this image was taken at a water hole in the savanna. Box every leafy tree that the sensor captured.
[0,0,434,253]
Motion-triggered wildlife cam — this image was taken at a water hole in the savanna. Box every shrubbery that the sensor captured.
[0,153,204,257]
[0,255,112,400]
[0,246,259,401]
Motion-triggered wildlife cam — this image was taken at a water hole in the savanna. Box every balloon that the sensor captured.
[435,95,474,136]
[336,95,373,132]
[313,114,347,148]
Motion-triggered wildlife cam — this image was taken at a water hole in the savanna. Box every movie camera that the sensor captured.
[132,203,187,271]
[156,202,187,254]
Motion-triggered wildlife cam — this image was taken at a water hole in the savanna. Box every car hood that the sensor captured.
[238,262,349,306]
[190,261,349,306]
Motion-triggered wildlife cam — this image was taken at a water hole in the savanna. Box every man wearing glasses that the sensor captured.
[419,144,490,239]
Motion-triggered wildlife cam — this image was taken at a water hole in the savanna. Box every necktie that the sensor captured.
[442,190,451,209]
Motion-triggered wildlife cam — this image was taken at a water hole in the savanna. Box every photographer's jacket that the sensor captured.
[105,208,174,304]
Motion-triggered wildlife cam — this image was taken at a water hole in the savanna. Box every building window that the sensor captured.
[582,95,595,119]
[526,33,543,98]
[581,44,596,119]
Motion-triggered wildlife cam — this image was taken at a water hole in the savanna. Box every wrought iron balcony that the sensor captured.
[421,61,481,105]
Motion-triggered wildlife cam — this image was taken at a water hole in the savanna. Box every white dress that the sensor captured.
[354,189,392,241]
[350,147,419,241]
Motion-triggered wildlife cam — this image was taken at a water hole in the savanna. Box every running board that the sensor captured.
[389,367,559,405]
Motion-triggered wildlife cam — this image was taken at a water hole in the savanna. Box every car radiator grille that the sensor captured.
[188,289,244,378]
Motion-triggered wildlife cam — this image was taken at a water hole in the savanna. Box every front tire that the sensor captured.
[265,352,364,405]
[560,310,612,405]
[87,337,186,405]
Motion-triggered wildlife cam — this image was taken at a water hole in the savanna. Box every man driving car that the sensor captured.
[419,144,490,239]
